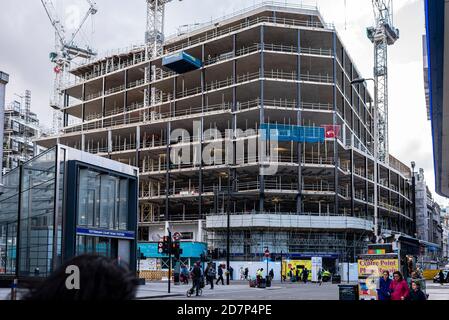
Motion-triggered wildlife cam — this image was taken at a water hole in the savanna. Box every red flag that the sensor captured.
[321,125,341,139]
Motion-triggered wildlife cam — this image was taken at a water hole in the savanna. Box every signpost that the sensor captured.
[167,229,172,294]
[264,248,270,277]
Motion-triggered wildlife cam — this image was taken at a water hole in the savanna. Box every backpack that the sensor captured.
[208,268,216,277]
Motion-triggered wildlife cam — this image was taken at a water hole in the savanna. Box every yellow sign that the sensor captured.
[357,257,399,300]
[358,258,399,277]
[282,260,313,280]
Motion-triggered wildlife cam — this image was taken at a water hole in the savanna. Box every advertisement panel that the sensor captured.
[357,254,399,300]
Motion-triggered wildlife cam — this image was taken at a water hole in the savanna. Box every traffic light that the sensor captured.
[172,241,183,260]
[158,236,169,254]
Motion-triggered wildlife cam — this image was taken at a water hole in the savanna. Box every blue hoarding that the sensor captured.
[260,123,325,143]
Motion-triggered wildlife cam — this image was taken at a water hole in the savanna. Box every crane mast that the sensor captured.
[41,0,98,134]
[367,0,399,164]
[146,0,170,58]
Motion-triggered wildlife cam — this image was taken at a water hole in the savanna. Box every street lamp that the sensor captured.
[350,78,379,243]
[411,161,417,238]
[226,166,231,285]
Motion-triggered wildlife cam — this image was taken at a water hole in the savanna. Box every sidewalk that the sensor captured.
[426,281,449,300]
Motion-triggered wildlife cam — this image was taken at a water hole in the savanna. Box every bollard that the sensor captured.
[10,278,18,301]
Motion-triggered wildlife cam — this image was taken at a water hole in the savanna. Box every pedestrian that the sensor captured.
[244,267,249,280]
[240,267,244,280]
[302,267,309,284]
[216,264,224,285]
[408,281,427,301]
[206,263,216,289]
[295,267,300,282]
[190,262,202,296]
[229,266,234,281]
[438,270,445,285]
[318,268,322,286]
[24,255,137,300]
[256,268,264,286]
[269,269,274,280]
[377,271,392,301]
[389,271,410,301]
[181,265,189,285]
[204,264,210,285]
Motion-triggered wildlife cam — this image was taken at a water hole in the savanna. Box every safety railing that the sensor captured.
[164,15,333,55]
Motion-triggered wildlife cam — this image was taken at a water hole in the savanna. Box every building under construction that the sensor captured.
[36,3,416,265]
[3,90,44,174]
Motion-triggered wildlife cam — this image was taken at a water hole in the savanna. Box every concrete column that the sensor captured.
[197,220,203,242]
[81,134,86,152]
[136,126,141,167]
[165,122,171,221]
[296,29,303,214]
[350,148,355,217]
[108,129,112,154]
[259,25,265,213]
[332,32,339,215]
[198,43,205,220]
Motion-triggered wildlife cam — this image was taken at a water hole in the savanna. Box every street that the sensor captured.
[134,280,449,301]
[1,280,448,300]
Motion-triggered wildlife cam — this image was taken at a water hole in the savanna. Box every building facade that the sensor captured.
[36,4,416,265]
[414,168,443,268]
[3,91,44,174]
[440,207,449,264]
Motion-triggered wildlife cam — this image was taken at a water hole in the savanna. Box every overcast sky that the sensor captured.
[1,0,446,206]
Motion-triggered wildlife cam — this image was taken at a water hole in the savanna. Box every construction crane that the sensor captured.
[367,0,399,164]
[41,0,98,134]
[145,0,183,59]
[145,0,183,108]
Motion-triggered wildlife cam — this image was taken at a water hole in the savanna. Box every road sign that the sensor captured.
[173,232,182,241]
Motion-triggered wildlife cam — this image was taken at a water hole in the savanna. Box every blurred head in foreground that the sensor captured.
[24,255,137,301]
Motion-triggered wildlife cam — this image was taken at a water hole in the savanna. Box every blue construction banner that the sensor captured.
[260,123,325,143]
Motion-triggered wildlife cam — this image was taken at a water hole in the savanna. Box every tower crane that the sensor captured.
[41,0,98,134]
[145,0,183,107]
[367,0,399,164]
[145,0,183,59]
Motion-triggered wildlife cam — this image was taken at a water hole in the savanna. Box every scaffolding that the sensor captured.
[36,2,415,262]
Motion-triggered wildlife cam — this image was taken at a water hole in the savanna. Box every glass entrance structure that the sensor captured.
[0,144,138,279]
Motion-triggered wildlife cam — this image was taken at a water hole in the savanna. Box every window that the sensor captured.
[181,232,194,240]
[118,179,129,230]
[99,175,116,229]
[77,168,130,231]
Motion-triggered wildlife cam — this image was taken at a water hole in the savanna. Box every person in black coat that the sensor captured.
[408,281,427,301]
[244,267,249,280]
[216,265,224,285]
[439,270,445,285]
[302,268,309,284]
